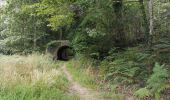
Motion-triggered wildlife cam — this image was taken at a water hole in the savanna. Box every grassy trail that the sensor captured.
[61,64,103,100]
[65,61,131,100]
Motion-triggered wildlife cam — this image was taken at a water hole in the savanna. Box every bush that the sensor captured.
[100,47,151,84]
[134,63,170,100]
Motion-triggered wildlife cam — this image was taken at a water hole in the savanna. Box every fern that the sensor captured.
[147,63,169,100]
[101,47,151,84]
[147,63,168,92]
[135,63,169,99]
[134,88,151,99]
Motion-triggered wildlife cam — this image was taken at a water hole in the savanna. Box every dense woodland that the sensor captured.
[0,0,170,99]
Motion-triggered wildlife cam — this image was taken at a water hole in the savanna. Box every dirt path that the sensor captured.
[61,65,102,100]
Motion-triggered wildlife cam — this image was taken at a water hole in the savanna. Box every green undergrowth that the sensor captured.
[66,59,125,100]
[68,46,170,99]
[0,54,80,100]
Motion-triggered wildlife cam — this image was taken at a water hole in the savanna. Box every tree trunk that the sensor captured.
[34,27,37,50]
[147,0,154,75]
[113,0,126,47]
[139,0,149,43]
[59,28,63,40]
[148,0,154,46]
[33,17,37,51]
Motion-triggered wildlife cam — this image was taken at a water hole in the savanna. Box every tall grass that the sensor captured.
[0,54,80,100]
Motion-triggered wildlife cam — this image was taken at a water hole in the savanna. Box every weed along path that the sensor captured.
[61,64,102,100]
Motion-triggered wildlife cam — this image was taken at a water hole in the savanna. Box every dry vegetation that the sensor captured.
[0,54,79,100]
[0,54,58,86]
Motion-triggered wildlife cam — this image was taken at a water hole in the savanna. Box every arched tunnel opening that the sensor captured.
[57,46,74,61]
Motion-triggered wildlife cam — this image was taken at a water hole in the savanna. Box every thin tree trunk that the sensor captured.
[59,28,62,40]
[33,17,37,51]
[139,0,149,43]
[148,0,154,75]
[113,0,126,47]
[148,0,154,46]
[33,32,37,51]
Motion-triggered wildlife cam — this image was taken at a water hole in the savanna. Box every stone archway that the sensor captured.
[46,40,74,61]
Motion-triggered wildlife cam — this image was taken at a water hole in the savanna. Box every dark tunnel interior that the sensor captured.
[57,46,74,61]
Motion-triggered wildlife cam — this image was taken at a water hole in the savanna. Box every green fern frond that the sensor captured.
[134,88,152,99]
[147,63,168,92]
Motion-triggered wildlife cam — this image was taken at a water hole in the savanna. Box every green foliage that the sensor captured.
[146,63,169,100]
[23,0,74,30]
[100,47,150,84]
[135,63,170,99]
[0,0,75,53]
[134,88,151,99]
[48,14,73,30]
[147,63,168,92]
[0,0,48,53]
[47,40,61,49]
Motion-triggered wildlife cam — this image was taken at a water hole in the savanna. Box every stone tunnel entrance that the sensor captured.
[57,46,74,61]
[46,40,74,61]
